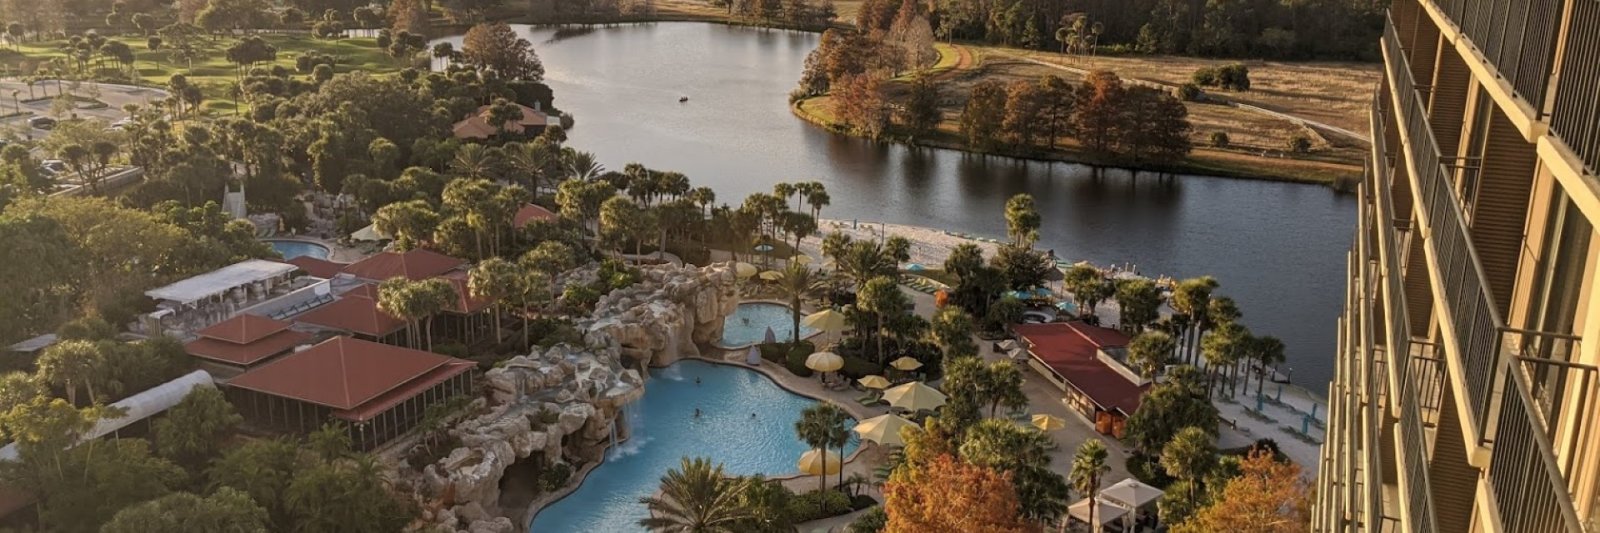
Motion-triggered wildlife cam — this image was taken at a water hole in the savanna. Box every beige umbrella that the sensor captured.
[805,351,844,373]
[853,413,917,446]
[801,309,848,334]
[882,381,946,411]
[889,357,923,371]
[790,254,813,266]
[759,270,783,281]
[1032,414,1067,432]
[857,375,890,389]
[734,262,758,278]
[797,449,842,476]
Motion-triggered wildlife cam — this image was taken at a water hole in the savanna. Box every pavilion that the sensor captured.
[142,259,301,335]
[340,248,465,283]
[224,336,475,450]
[293,284,410,346]
[183,314,313,372]
[1014,322,1148,438]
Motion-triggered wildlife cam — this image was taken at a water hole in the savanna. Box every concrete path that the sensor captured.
[0,79,168,141]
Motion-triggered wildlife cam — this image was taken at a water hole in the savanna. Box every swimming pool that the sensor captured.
[528,360,858,533]
[266,239,331,260]
[719,302,818,348]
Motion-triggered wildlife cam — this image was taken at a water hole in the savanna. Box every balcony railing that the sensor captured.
[1396,373,1438,533]
[1548,0,1600,175]
[1483,359,1586,533]
[1407,341,1446,427]
[1426,0,1563,110]
[1384,14,1504,433]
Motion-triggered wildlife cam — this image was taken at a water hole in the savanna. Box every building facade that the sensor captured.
[1313,0,1600,531]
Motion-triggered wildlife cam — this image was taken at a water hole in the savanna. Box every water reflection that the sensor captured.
[431,23,1354,389]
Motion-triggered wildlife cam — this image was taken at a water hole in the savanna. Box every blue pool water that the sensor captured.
[719,302,817,348]
[266,240,331,260]
[528,360,858,533]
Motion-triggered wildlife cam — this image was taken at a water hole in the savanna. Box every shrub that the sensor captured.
[1287,134,1313,153]
[540,462,572,492]
[849,494,878,510]
[1218,63,1251,91]
[1127,454,1175,488]
[787,489,852,522]
[1210,131,1230,148]
[848,505,887,533]
[1191,67,1218,87]
[785,350,815,378]
[1178,83,1202,101]
[838,356,883,379]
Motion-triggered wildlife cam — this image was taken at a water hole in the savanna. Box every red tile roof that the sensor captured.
[185,329,314,366]
[341,249,465,282]
[293,293,407,337]
[227,337,467,411]
[1014,322,1145,415]
[451,104,549,140]
[440,271,495,315]
[334,361,475,422]
[513,203,559,228]
[285,256,348,279]
[196,314,293,345]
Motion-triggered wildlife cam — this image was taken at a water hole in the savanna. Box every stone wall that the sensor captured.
[403,263,739,533]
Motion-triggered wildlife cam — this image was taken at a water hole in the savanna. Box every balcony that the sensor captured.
[1425,0,1562,111]
[1548,1,1600,175]
[1382,15,1588,532]
[1383,14,1503,437]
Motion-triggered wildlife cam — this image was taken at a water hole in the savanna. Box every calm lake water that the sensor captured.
[433,23,1355,390]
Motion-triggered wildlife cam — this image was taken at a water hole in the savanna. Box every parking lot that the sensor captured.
[0,80,169,141]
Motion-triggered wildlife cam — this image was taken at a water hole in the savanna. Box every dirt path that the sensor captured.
[993,51,1371,144]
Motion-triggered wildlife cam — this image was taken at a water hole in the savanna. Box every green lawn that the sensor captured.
[4,33,404,114]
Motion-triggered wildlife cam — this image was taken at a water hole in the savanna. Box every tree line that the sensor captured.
[859,0,1382,60]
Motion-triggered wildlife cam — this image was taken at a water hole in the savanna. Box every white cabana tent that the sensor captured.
[1100,477,1163,510]
[144,259,297,305]
[0,370,215,462]
[1068,497,1131,532]
[350,223,389,242]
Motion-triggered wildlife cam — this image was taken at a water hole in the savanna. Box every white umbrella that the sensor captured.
[852,413,918,446]
[882,381,946,411]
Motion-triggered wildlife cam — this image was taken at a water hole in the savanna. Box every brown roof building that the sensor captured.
[225,336,474,450]
[451,103,549,140]
[293,287,409,345]
[1014,322,1147,438]
[341,249,465,282]
[513,203,559,228]
[184,314,313,369]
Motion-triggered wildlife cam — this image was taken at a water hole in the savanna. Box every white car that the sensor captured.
[40,160,67,175]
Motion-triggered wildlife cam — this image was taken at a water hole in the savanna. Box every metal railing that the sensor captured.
[1483,362,1586,533]
[1407,341,1447,427]
[1500,329,1596,476]
[1549,0,1600,175]
[1426,0,1563,110]
[1385,15,1505,433]
[1396,371,1438,533]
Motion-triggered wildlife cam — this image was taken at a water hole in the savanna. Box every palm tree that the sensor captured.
[411,278,457,351]
[1201,323,1249,398]
[856,276,906,365]
[1069,438,1110,533]
[563,149,604,181]
[795,403,850,501]
[774,264,825,343]
[1170,276,1219,364]
[638,457,751,532]
[450,143,499,180]
[377,279,422,348]
[803,181,830,219]
[35,340,106,405]
[1127,331,1177,382]
[837,241,894,292]
[1251,335,1286,397]
[468,258,520,343]
[1160,427,1216,517]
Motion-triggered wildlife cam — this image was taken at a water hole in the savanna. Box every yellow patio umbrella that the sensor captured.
[882,381,947,411]
[804,351,844,373]
[758,270,783,281]
[889,357,924,371]
[800,309,848,334]
[790,254,813,266]
[857,375,891,389]
[734,262,758,278]
[1032,414,1067,432]
[853,413,918,446]
[797,449,842,476]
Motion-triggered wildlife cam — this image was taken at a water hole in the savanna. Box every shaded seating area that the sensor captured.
[293,284,410,346]
[183,314,313,372]
[224,337,476,451]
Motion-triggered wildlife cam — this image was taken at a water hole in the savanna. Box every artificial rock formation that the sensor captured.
[409,263,739,532]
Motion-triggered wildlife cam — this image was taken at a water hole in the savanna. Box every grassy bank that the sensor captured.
[793,44,1368,186]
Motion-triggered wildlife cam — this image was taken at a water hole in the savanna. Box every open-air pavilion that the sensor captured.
[293,285,410,346]
[224,336,475,451]
[143,259,300,335]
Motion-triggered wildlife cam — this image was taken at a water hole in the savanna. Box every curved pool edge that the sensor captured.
[713,299,826,351]
[262,237,334,260]
[523,355,873,529]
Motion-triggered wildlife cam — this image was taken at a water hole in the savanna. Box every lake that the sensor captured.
[432,23,1355,390]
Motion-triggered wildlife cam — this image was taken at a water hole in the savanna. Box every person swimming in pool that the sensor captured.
[694,408,701,418]
[750,413,756,419]
[695,377,702,385]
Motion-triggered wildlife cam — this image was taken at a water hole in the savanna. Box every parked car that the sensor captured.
[27,116,55,130]
[40,160,66,175]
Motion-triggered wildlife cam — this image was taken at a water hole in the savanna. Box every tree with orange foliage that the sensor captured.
[884,454,1031,533]
[1172,450,1309,533]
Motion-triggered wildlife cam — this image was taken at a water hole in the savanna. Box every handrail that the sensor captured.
[1384,12,1506,434]
[1368,94,1412,413]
